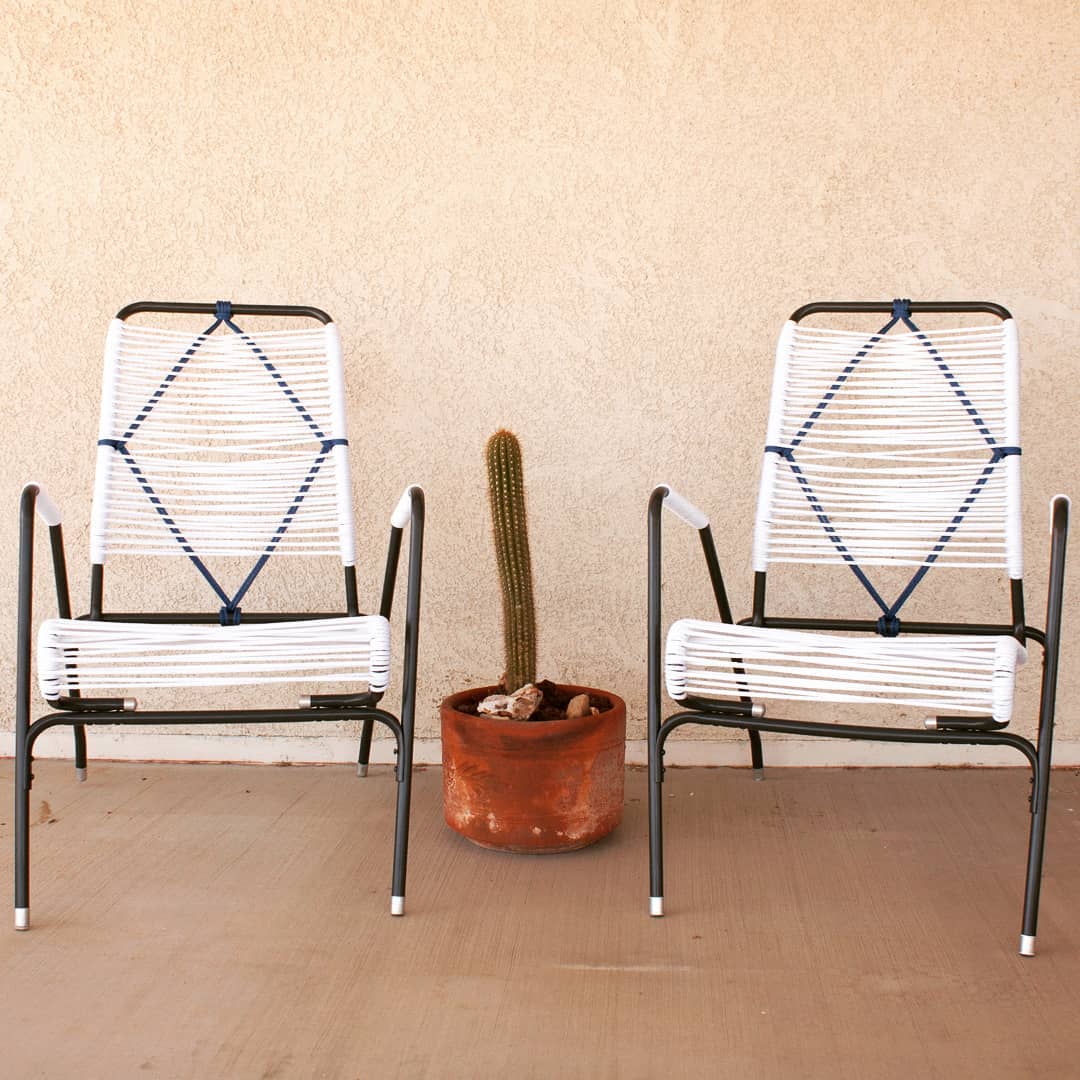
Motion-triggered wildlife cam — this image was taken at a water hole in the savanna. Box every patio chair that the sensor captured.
[647,299,1069,955]
[15,301,424,929]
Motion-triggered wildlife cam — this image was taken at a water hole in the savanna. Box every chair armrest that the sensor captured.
[20,485,71,615]
[391,485,424,529]
[1043,495,1069,646]
[656,484,709,530]
[650,484,733,624]
[384,486,424,719]
[648,483,730,761]
[379,486,425,621]
[18,484,74,719]
[1049,494,1070,541]
[1026,493,1071,767]
[27,483,63,527]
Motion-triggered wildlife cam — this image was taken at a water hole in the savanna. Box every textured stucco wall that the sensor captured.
[2,0,1076,762]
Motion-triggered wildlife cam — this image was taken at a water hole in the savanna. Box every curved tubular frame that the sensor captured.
[656,714,1039,780]
[647,301,1069,955]
[790,299,1012,322]
[15,311,425,930]
[116,300,333,325]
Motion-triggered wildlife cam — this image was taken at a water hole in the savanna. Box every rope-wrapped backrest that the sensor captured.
[90,311,356,613]
[753,306,1022,625]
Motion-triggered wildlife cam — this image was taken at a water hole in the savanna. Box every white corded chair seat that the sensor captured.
[666,619,1025,723]
[38,615,391,697]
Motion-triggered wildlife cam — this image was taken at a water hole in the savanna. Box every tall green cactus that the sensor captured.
[486,429,537,694]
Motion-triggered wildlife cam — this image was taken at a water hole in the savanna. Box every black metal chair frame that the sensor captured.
[647,300,1070,955]
[15,301,425,928]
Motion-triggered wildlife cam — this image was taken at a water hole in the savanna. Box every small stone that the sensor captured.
[478,683,543,720]
[477,694,513,717]
[566,693,591,719]
[509,683,543,720]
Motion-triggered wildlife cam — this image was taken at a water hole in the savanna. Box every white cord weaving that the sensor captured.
[753,320,1022,575]
[91,320,356,564]
[666,620,1025,723]
[38,616,391,697]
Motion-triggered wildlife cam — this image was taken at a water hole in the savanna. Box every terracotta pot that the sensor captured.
[441,684,626,853]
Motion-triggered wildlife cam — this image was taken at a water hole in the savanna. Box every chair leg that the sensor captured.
[390,734,413,916]
[1019,770,1050,957]
[74,723,87,782]
[648,732,665,917]
[356,717,375,778]
[14,728,31,931]
[749,729,764,780]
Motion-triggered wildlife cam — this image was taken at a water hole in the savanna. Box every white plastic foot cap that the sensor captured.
[15,908,29,931]
[1019,934,1036,957]
[76,767,87,782]
[357,763,369,778]
[752,768,765,782]
[650,897,664,917]
[391,895,405,916]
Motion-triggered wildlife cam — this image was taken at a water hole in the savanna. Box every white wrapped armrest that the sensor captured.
[659,485,709,530]
[391,485,423,529]
[27,483,62,526]
[1050,494,1071,532]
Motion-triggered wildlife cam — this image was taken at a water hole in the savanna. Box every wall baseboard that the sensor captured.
[2,731,1076,768]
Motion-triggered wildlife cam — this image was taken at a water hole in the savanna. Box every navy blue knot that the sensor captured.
[991,445,1022,462]
[876,615,901,637]
[215,300,232,322]
[892,298,911,319]
[219,605,242,626]
[98,438,129,454]
[765,444,795,460]
[320,438,348,455]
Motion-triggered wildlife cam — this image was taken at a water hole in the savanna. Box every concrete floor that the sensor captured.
[2,759,1079,1079]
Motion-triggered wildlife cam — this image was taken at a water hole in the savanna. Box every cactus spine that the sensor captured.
[486,429,537,694]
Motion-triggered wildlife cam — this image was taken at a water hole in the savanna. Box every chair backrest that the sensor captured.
[89,305,355,616]
[752,302,1022,626]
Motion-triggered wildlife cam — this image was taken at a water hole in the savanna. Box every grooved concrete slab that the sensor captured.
[2,761,1079,1078]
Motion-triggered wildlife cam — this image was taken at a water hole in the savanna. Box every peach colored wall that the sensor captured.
[1,1,1076,763]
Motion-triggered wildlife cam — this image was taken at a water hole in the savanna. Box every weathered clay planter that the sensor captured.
[441,684,626,853]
